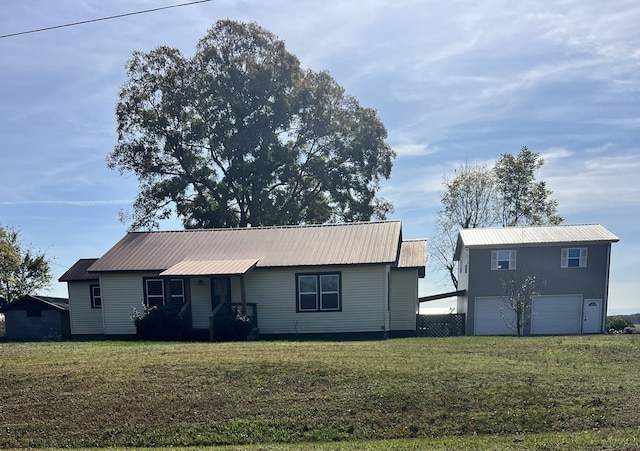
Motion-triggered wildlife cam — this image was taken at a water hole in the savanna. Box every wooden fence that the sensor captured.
[416,314,465,337]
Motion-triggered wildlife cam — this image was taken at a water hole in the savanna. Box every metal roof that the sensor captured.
[397,239,427,277]
[160,259,259,276]
[454,224,619,260]
[89,221,407,273]
[1,295,69,312]
[58,258,99,282]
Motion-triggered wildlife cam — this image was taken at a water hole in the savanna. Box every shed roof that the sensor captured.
[1,295,69,312]
[89,221,411,273]
[59,258,99,282]
[160,259,259,277]
[397,239,427,277]
[454,224,619,260]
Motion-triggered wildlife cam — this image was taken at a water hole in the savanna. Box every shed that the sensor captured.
[1,295,71,340]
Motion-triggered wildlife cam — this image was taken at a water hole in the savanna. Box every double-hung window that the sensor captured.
[491,250,516,270]
[90,284,102,308]
[144,278,186,308]
[297,273,341,312]
[145,278,165,308]
[561,248,587,268]
[169,279,185,304]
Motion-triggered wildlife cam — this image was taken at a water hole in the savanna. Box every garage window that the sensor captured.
[561,248,587,268]
[491,250,516,270]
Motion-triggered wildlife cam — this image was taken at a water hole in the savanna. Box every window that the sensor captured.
[561,248,587,268]
[491,250,516,270]
[169,279,185,304]
[297,273,341,312]
[145,278,165,308]
[90,284,102,308]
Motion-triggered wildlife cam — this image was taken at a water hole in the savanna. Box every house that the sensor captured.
[60,221,426,339]
[1,295,71,340]
[454,224,618,335]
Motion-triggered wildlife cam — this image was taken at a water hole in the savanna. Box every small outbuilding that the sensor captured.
[1,295,71,340]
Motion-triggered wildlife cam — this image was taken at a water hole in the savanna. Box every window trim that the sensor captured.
[168,279,185,305]
[296,272,342,312]
[90,284,102,309]
[491,250,516,270]
[561,247,587,268]
[144,278,166,309]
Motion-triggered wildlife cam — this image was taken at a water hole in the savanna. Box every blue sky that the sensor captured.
[1,0,638,314]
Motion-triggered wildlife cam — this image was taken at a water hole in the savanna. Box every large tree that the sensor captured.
[109,20,395,230]
[0,225,53,303]
[494,146,563,227]
[431,147,562,289]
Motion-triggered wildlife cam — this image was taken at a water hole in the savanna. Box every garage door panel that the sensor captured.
[531,295,581,335]
[475,297,517,335]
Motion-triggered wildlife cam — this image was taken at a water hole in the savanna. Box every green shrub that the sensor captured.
[132,303,184,341]
[213,303,252,342]
[606,316,632,332]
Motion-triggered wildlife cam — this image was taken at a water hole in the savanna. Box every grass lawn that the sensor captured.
[1,336,639,450]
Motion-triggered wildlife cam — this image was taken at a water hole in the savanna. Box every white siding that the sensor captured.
[190,278,211,330]
[101,273,156,335]
[67,281,104,335]
[389,269,418,331]
[244,265,387,334]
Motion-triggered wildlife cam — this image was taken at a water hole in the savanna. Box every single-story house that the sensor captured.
[454,224,618,335]
[1,295,71,340]
[60,221,426,339]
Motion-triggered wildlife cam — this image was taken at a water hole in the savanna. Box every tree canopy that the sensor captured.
[430,147,563,289]
[0,225,53,303]
[109,20,395,230]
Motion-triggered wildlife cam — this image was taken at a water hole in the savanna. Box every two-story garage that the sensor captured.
[454,224,618,335]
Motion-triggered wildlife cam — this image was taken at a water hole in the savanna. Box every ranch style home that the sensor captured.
[454,224,618,336]
[59,221,426,339]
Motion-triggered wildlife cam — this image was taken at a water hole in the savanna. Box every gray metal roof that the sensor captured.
[89,221,409,273]
[58,258,99,282]
[454,224,619,260]
[397,239,427,277]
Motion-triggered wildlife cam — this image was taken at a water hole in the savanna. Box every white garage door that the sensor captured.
[474,297,517,335]
[531,295,582,335]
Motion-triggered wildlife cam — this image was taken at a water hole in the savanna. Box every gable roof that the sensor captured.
[89,221,419,273]
[454,224,619,260]
[1,295,69,312]
[58,258,99,282]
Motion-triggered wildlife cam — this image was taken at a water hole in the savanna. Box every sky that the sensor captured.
[1,0,638,314]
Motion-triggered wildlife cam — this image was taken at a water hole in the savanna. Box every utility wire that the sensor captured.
[0,0,213,39]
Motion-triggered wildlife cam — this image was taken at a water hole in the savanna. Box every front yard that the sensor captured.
[1,336,639,449]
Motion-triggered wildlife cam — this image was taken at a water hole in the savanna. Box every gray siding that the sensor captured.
[67,281,104,336]
[389,269,418,331]
[4,310,69,340]
[465,243,612,335]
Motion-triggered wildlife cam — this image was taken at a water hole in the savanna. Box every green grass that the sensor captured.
[1,336,639,449]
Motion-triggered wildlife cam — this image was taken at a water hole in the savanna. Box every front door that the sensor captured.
[582,299,603,333]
